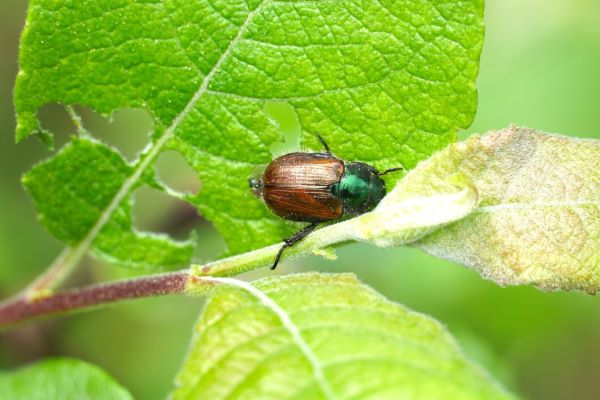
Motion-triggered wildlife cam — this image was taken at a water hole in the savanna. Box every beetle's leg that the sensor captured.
[271,222,319,270]
[378,167,404,176]
[317,134,332,154]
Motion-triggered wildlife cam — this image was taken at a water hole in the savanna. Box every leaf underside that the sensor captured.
[408,127,600,292]
[15,0,484,269]
[173,273,511,400]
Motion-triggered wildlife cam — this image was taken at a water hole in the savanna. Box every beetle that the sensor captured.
[249,135,403,270]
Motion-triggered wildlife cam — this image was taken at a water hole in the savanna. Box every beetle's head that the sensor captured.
[248,177,264,198]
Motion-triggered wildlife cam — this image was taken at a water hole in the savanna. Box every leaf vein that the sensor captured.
[51,0,273,270]
[201,277,337,400]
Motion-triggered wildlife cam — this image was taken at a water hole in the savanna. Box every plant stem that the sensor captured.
[1,178,479,328]
[0,229,334,328]
[21,108,93,300]
[23,247,81,300]
[0,271,212,329]
[65,105,91,137]
[193,223,353,278]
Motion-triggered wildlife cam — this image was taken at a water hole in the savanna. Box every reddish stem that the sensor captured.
[0,271,197,329]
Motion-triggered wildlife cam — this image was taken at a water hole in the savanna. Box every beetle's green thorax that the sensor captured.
[331,162,386,215]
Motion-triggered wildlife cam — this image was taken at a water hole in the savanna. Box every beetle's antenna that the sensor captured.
[378,167,404,176]
[316,134,332,154]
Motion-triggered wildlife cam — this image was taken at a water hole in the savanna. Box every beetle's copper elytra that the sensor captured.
[249,135,403,269]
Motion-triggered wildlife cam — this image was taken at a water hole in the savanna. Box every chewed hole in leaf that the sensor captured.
[133,186,200,241]
[73,106,153,162]
[155,150,201,195]
[15,0,485,258]
[193,219,227,263]
[263,102,301,157]
[37,103,76,149]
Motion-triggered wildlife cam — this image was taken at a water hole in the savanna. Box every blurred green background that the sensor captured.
[1,0,600,399]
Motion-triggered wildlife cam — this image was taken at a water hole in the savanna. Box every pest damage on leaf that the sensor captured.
[14,0,485,263]
[5,0,600,399]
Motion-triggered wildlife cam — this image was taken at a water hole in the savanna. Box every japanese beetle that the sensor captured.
[249,136,402,270]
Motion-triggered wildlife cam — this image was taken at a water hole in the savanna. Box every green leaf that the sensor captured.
[174,273,512,399]
[0,358,132,400]
[23,138,195,270]
[407,126,600,293]
[15,0,485,265]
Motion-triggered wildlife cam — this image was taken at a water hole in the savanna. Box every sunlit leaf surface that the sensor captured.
[15,0,484,267]
[174,273,512,399]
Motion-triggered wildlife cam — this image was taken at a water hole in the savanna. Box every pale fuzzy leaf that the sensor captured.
[0,358,132,400]
[297,173,479,248]
[15,0,484,265]
[174,273,512,400]
[409,126,600,292]
[353,173,479,246]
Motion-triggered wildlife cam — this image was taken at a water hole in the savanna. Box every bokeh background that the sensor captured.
[1,0,600,399]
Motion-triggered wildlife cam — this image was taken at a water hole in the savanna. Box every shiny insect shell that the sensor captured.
[249,138,401,270]
[257,152,386,223]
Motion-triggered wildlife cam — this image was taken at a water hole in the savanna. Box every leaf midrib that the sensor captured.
[55,0,272,274]
[200,276,337,400]
[476,201,600,213]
